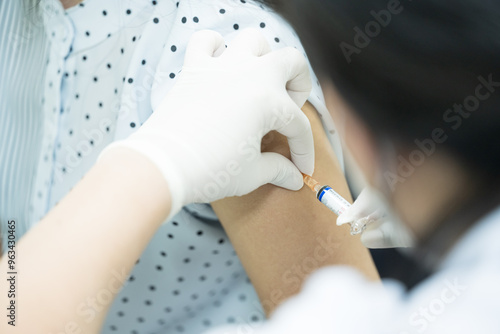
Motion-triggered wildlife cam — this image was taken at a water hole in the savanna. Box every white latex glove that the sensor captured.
[101,29,314,220]
[337,188,415,248]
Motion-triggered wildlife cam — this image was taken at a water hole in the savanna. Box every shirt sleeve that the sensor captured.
[148,0,344,171]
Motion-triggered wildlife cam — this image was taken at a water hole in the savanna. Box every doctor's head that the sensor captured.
[272,0,500,252]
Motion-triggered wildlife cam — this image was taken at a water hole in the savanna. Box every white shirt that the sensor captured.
[0,1,342,333]
[206,206,500,334]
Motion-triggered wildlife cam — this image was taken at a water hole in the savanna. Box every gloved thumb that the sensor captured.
[336,208,360,227]
[258,152,304,191]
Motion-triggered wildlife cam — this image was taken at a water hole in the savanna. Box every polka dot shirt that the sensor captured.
[0,0,343,333]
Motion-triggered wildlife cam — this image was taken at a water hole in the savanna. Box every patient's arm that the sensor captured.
[211,102,379,315]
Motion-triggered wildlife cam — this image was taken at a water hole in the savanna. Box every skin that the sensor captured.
[212,102,379,315]
[320,80,471,241]
[60,0,83,9]
[0,148,170,333]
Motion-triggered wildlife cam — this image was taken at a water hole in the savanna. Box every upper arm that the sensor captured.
[211,102,379,315]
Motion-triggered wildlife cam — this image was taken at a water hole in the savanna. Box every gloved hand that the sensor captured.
[337,188,415,248]
[101,29,314,220]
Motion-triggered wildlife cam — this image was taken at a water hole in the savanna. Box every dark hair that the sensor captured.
[268,0,500,177]
[264,0,500,270]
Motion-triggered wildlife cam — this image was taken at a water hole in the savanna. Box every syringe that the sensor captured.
[302,174,370,235]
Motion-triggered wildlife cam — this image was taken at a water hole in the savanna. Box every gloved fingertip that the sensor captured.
[294,170,305,190]
[284,168,304,191]
[336,214,354,226]
[290,152,314,178]
[262,153,304,191]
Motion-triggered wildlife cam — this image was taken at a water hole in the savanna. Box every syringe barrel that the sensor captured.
[315,185,369,235]
[316,186,351,216]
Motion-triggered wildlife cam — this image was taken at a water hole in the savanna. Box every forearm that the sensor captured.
[0,148,170,333]
[212,102,379,315]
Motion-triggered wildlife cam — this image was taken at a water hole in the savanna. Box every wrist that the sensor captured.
[97,146,173,220]
[99,140,186,221]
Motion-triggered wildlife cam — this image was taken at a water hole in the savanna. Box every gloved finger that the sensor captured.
[184,30,226,65]
[336,203,374,227]
[337,188,384,226]
[271,100,315,176]
[258,152,304,190]
[337,209,361,227]
[225,28,272,57]
[361,219,414,249]
[264,47,312,107]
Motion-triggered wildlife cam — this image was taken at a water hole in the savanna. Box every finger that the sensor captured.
[184,30,226,65]
[225,28,272,57]
[338,187,389,226]
[271,101,315,176]
[258,152,304,190]
[336,209,362,226]
[264,47,312,107]
[361,219,415,249]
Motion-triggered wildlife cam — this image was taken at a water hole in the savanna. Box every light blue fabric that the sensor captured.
[0,0,51,246]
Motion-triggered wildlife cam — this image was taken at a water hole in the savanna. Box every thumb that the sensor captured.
[336,206,361,227]
[258,152,304,191]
